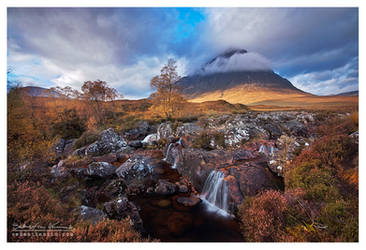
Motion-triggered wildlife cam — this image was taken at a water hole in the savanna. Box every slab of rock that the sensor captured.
[154,179,177,195]
[177,196,201,207]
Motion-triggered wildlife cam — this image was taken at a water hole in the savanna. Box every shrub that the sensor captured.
[350,111,358,130]
[193,131,211,149]
[239,190,288,242]
[51,108,86,139]
[213,132,226,148]
[319,199,358,241]
[286,161,340,201]
[73,130,100,150]
[7,181,76,242]
[71,218,157,242]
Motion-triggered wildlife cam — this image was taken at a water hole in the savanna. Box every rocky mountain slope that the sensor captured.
[177,49,310,105]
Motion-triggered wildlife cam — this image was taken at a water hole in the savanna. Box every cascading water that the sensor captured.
[200,170,230,216]
[163,143,174,162]
[163,138,183,169]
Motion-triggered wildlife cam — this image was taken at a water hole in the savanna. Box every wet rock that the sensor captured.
[104,197,143,230]
[116,155,155,179]
[86,162,116,178]
[115,154,160,195]
[232,149,258,162]
[85,128,128,157]
[155,199,172,208]
[176,196,201,207]
[154,179,177,195]
[177,185,189,193]
[141,133,159,147]
[158,122,173,140]
[128,140,143,149]
[79,205,106,225]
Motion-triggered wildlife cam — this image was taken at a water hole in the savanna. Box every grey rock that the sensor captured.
[87,162,116,178]
[115,155,155,180]
[104,197,143,230]
[85,128,127,156]
[141,133,159,146]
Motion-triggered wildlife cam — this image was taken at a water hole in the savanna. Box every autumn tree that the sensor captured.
[150,58,185,119]
[81,80,121,125]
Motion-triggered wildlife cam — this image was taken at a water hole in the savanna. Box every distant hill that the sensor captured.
[177,49,310,105]
[19,86,60,98]
[334,90,358,96]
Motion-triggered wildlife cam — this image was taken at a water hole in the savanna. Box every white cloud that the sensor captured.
[199,52,272,74]
[289,60,358,95]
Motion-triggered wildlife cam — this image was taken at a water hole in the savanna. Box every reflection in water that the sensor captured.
[129,161,243,242]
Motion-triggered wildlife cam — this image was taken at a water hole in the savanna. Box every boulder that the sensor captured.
[157,122,173,140]
[85,128,128,157]
[53,138,75,159]
[176,196,201,207]
[104,197,143,231]
[116,155,155,179]
[72,146,87,158]
[115,154,161,194]
[284,120,308,137]
[128,140,143,149]
[154,179,177,195]
[86,162,116,178]
[175,123,202,137]
[141,133,159,147]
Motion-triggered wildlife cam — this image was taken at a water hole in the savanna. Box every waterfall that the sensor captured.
[200,170,230,216]
[163,142,174,161]
[258,144,266,153]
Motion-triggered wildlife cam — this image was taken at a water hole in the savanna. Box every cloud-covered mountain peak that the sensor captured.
[197,49,272,75]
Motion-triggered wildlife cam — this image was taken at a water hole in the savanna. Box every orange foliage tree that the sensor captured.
[150,59,185,119]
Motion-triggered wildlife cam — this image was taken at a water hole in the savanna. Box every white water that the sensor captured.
[200,170,230,216]
[163,142,174,162]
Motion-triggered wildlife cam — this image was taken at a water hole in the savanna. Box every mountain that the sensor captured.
[178,49,310,105]
[19,86,60,97]
[334,90,358,96]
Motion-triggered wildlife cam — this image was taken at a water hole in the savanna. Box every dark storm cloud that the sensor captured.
[7,7,358,97]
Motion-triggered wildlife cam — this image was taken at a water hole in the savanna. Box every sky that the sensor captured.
[7,7,358,98]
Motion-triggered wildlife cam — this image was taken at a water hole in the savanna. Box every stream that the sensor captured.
[128,160,243,242]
